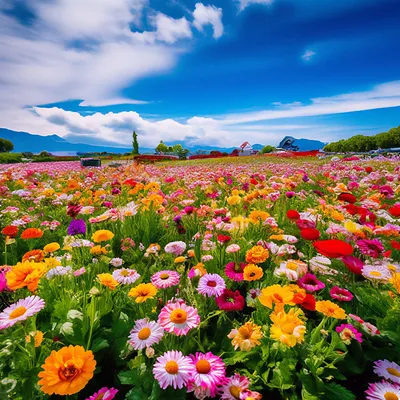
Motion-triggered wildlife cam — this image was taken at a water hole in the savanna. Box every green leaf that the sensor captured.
[324,383,356,400]
[118,370,140,385]
[91,338,109,353]
[125,387,148,400]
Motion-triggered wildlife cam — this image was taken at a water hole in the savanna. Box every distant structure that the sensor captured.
[278,137,299,151]
[278,136,325,152]
[239,142,257,156]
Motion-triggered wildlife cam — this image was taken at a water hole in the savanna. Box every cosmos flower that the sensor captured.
[128,318,164,350]
[197,273,226,297]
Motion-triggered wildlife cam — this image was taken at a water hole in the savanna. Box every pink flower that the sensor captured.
[297,273,325,293]
[86,387,118,400]
[220,373,250,400]
[357,239,384,258]
[198,273,226,297]
[341,255,364,275]
[73,267,86,277]
[336,323,362,344]
[164,241,187,256]
[365,380,400,400]
[225,262,245,282]
[330,286,353,302]
[151,270,180,289]
[216,290,245,311]
[0,270,8,292]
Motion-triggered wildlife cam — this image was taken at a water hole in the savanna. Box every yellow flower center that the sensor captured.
[196,359,211,374]
[160,273,169,280]
[138,327,151,340]
[169,309,188,324]
[58,362,81,381]
[370,271,382,277]
[286,262,298,271]
[165,361,179,375]
[281,322,295,334]
[120,270,130,276]
[229,385,242,399]
[384,393,398,400]
[239,325,252,339]
[387,368,400,378]
[9,306,27,319]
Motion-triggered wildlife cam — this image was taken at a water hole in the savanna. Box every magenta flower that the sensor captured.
[0,270,7,292]
[224,262,245,282]
[216,289,245,311]
[341,255,364,275]
[357,239,384,258]
[296,219,316,229]
[297,273,325,293]
[336,324,362,344]
[330,286,353,302]
[86,387,118,400]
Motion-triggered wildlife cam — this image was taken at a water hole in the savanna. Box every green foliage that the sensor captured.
[155,140,168,153]
[0,152,22,163]
[260,145,276,154]
[0,138,14,153]
[132,131,140,155]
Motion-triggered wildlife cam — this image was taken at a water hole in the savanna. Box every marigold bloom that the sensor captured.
[6,261,46,291]
[248,210,270,224]
[270,308,306,347]
[21,228,43,240]
[22,249,45,263]
[97,273,119,290]
[258,284,294,309]
[228,321,263,351]
[390,273,400,294]
[1,225,18,238]
[38,345,96,395]
[26,330,44,347]
[90,245,108,256]
[245,245,269,264]
[43,242,60,253]
[128,283,157,303]
[92,230,114,243]
[243,264,264,281]
[316,300,346,319]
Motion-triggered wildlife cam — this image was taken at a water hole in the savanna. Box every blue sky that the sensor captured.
[0,0,399,148]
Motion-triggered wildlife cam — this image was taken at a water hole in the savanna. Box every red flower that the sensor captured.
[1,225,18,238]
[313,240,353,258]
[293,292,316,311]
[338,193,357,204]
[250,178,258,185]
[286,210,300,220]
[67,204,82,218]
[300,228,320,241]
[365,166,373,173]
[345,204,362,215]
[391,240,400,250]
[217,234,231,244]
[215,289,245,311]
[388,204,400,218]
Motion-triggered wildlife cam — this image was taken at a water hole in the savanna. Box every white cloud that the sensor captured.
[302,50,316,61]
[237,0,273,12]
[193,3,224,39]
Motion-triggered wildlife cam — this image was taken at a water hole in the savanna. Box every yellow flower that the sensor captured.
[128,283,157,303]
[231,216,250,231]
[43,242,60,253]
[228,321,263,351]
[26,331,44,347]
[44,257,62,270]
[270,308,306,347]
[243,264,264,281]
[97,273,119,290]
[270,234,285,241]
[316,300,346,319]
[248,210,270,224]
[390,273,400,294]
[258,284,295,309]
[92,230,114,243]
[227,195,241,206]
[245,245,269,264]
[174,256,186,264]
[90,245,108,255]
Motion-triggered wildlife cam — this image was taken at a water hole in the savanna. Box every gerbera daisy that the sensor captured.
[188,352,226,397]
[270,308,306,347]
[297,273,325,293]
[151,270,180,289]
[197,273,226,297]
[365,380,400,400]
[158,300,200,335]
[228,321,263,351]
[243,264,263,281]
[153,350,194,389]
[86,387,118,400]
[112,268,140,285]
[225,262,245,282]
[330,286,353,302]
[336,324,362,344]
[128,283,157,303]
[219,373,250,400]
[362,264,392,283]
[0,295,45,330]
[216,289,245,311]
[373,360,400,384]
[128,318,164,350]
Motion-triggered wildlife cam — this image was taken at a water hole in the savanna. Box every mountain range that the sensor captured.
[0,128,325,154]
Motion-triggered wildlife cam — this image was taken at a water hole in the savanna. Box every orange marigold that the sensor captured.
[245,245,269,264]
[38,345,96,395]
[6,261,46,291]
[97,273,119,290]
[22,249,45,263]
[21,228,43,240]
[315,300,346,319]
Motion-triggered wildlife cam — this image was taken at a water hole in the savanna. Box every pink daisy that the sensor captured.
[365,380,400,400]
[128,318,164,350]
[188,352,226,396]
[373,360,400,384]
[336,324,362,344]
[220,373,250,400]
[0,296,45,330]
[330,286,353,302]
[198,273,226,297]
[357,239,384,258]
[85,387,118,400]
[151,270,180,289]
[225,262,245,282]
[153,350,195,389]
[297,273,325,293]
[158,300,200,336]
[112,268,140,284]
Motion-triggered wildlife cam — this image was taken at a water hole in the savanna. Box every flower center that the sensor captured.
[287,262,298,271]
[281,322,295,334]
[165,361,179,375]
[384,393,398,400]
[239,326,252,339]
[138,327,151,340]
[387,368,400,378]
[249,272,255,277]
[138,289,150,297]
[234,263,242,272]
[207,280,217,287]
[229,385,242,399]
[120,270,130,276]
[9,306,27,319]
[169,309,188,324]
[273,294,283,303]
[58,362,80,381]
[160,273,169,280]
[196,359,211,374]
[370,271,382,277]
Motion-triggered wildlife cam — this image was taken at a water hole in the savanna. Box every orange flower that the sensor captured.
[1,225,18,238]
[97,273,119,290]
[22,250,45,263]
[6,261,46,291]
[243,264,264,281]
[258,284,295,309]
[26,331,44,347]
[92,230,114,243]
[245,245,269,264]
[43,243,60,253]
[248,210,270,224]
[315,300,346,319]
[21,228,43,240]
[128,283,157,303]
[38,345,96,395]
[228,322,263,351]
[90,245,108,256]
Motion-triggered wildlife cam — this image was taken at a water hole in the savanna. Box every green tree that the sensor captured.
[260,145,275,154]
[156,141,168,153]
[132,131,140,155]
[0,138,14,153]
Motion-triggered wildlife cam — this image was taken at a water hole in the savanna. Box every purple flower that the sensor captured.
[297,273,325,293]
[0,270,8,292]
[67,219,87,236]
[286,191,296,198]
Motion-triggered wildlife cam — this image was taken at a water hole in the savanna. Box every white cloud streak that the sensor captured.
[193,3,224,39]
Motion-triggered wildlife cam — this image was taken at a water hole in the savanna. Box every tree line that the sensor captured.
[324,125,400,153]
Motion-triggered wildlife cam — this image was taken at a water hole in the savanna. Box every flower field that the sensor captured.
[1,156,400,400]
